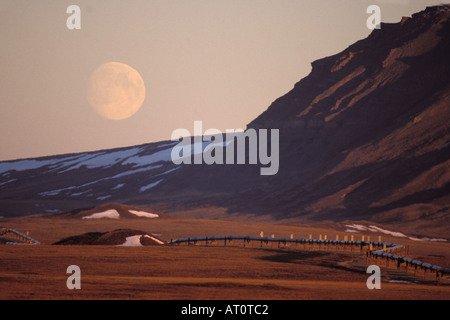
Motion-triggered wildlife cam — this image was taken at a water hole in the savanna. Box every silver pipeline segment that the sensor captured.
[370,244,450,275]
[169,236,387,247]
[168,235,450,276]
[0,228,39,245]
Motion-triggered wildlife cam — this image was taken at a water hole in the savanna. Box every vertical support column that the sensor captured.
[259,232,263,248]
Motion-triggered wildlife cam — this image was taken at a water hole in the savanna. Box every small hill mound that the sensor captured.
[55,203,165,220]
[52,229,165,246]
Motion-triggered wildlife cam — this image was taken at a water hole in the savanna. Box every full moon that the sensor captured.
[87,62,146,120]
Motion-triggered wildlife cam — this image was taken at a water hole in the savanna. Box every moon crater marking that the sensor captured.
[87,62,146,120]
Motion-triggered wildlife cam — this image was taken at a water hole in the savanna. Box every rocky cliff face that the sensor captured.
[241,5,450,231]
[1,6,449,237]
[249,5,450,132]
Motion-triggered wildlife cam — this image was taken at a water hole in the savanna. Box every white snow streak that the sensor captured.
[139,179,163,192]
[82,209,120,220]
[129,210,159,218]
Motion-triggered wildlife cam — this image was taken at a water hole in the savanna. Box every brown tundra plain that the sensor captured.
[1,214,449,300]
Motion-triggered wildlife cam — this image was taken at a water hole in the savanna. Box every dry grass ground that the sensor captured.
[0,216,449,300]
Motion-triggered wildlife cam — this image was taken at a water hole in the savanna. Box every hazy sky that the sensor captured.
[1,0,448,161]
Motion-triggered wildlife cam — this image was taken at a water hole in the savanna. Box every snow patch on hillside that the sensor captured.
[0,159,56,174]
[82,209,120,219]
[117,234,164,246]
[118,235,143,246]
[129,210,159,218]
[123,149,173,167]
